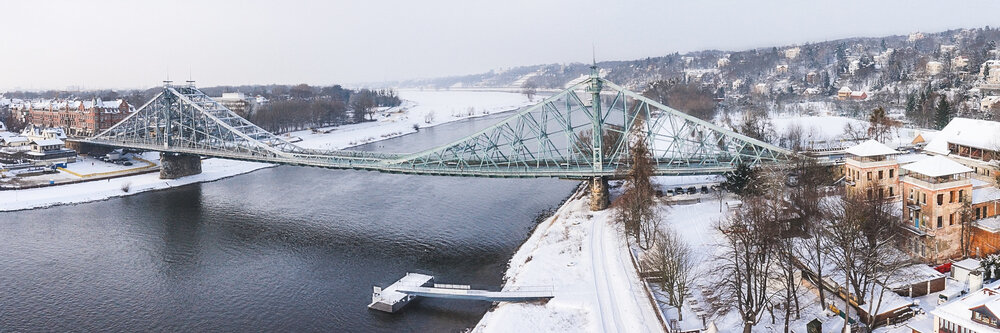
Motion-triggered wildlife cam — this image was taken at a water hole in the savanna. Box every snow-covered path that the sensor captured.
[592,210,662,332]
[476,190,664,332]
[590,215,623,332]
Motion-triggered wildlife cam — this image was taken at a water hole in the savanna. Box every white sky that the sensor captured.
[1,0,998,91]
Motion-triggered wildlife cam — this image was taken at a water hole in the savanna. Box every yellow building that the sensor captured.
[844,140,901,199]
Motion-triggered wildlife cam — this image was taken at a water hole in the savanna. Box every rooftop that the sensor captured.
[902,155,973,178]
[846,139,898,157]
[926,118,1000,155]
[974,187,1000,205]
[931,288,1000,332]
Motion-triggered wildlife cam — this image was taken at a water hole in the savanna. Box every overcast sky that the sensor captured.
[2,0,998,91]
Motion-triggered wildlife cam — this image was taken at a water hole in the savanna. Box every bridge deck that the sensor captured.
[394,285,554,302]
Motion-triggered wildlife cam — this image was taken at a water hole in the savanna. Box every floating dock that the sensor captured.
[370,273,554,313]
[369,273,434,313]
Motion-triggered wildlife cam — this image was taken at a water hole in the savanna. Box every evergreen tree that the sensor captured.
[935,97,952,130]
[722,163,761,197]
[905,94,917,119]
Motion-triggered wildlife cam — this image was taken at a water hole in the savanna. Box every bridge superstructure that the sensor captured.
[72,68,794,181]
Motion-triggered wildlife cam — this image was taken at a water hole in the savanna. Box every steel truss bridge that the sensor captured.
[72,68,794,178]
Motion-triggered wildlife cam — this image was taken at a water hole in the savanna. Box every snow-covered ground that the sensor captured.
[771,114,927,149]
[290,90,534,150]
[474,186,663,333]
[0,158,270,211]
[0,90,534,212]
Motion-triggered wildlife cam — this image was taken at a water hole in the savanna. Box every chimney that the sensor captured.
[970,270,984,292]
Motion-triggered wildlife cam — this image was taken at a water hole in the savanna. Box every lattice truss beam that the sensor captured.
[92,86,300,157]
[85,78,793,177]
[387,77,792,175]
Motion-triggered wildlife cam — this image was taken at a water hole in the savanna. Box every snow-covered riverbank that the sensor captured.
[474,185,664,333]
[0,90,533,212]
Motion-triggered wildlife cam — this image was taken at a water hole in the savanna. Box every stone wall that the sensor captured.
[159,153,202,179]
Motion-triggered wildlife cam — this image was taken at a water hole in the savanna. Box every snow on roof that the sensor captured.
[838,86,852,92]
[901,155,973,177]
[926,118,1000,155]
[31,138,63,146]
[931,288,1000,332]
[887,264,943,289]
[896,153,931,164]
[914,130,938,143]
[954,258,982,271]
[978,216,1000,233]
[1,136,28,143]
[974,187,1000,205]
[846,139,898,157]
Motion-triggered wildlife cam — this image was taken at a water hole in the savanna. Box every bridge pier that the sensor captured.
[589,176,610,211]
[159,153,202,179]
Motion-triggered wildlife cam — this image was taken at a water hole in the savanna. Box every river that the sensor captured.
[0,111,578,331]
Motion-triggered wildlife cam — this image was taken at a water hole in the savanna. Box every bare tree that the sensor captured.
[784,122,804,151]
[824,184,908,330]
[788,157,831,312]
[614,134,659,250]
[737,109,776,143]
[646,228,695,321]
[867,106,900,143]
[959,194,976,258]
[521,81,538,101]
[717,195,781,333]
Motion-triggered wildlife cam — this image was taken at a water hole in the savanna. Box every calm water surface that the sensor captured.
[0,112,577,332]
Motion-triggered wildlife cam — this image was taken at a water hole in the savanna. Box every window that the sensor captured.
[978,207,983,219]
[890,187,894,197]
[878,170,884,179]
[867,172,872,180]
[922,193,927,204]
[938,194,944,206]
[950,214,954,226]
[889,169,894,178]
[937,216,943,228]
[879,188,884,198]
[959,190,964,202]
[950,191,956,203]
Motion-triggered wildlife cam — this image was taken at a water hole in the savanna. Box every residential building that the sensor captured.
[784,47,800,59]
[716,57,730,68]
[901,156,1000,262]
[933,287,1000,332]
[924,118,1000,181]
[982,60,1000,84]
[837,86,853,99]
[850,91,868,100]
[954,56,970,69]
[981,96,1000,113]
[213,92,257,117]
[22,99,133,137]
[927,61,945,75]
[843,140,901,199]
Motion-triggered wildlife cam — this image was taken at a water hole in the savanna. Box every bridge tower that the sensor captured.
[587,64,610,210]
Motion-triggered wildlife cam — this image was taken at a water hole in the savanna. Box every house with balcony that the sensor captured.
[844,140,901,199]
[933,287,1000,333]
[924,118,1000,182]
[901,156,976,261]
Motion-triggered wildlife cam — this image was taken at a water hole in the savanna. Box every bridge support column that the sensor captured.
[589,176,610,211]
[159,152,202,179]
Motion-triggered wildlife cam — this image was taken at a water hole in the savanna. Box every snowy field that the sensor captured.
[291,89,534,150]
[0,90,534,212]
